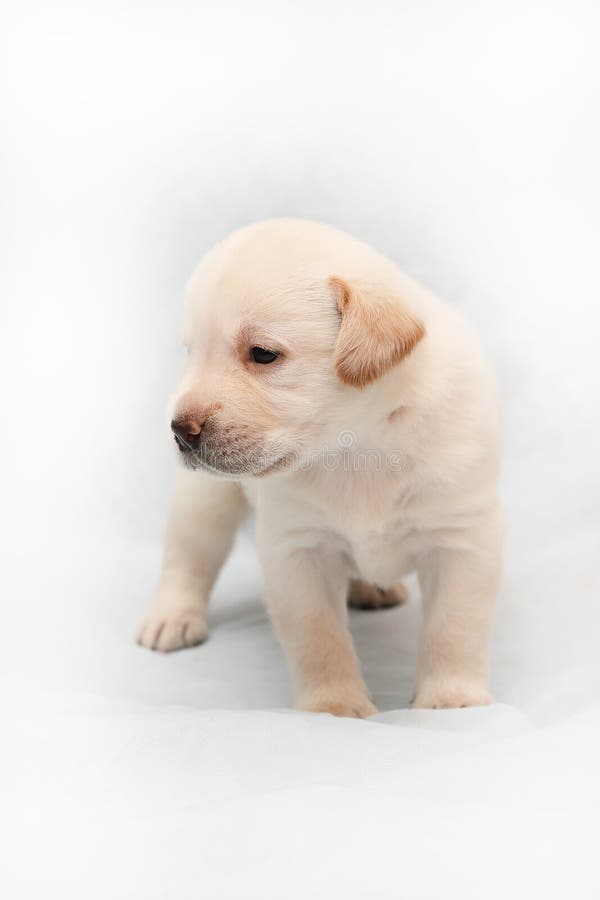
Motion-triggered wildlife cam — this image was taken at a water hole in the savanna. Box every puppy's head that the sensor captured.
[170,221,425,477]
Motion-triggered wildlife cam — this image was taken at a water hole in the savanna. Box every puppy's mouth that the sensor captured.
[176,440,295,480]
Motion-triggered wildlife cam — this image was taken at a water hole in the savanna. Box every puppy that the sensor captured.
[138,219,503,717]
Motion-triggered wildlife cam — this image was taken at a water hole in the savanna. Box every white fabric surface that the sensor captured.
[1,509,599,899]
[2,3,599,898]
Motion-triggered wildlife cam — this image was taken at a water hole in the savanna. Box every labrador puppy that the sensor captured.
[138,219,503,717]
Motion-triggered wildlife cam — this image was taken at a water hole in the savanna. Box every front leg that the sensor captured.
[414,508,502,709]
[260,540,376,718]
[137,468,248,652]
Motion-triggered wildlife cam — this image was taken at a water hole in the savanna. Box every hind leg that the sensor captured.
[347,579,409,610]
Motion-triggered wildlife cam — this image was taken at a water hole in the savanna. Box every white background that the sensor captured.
[1,2,599,898]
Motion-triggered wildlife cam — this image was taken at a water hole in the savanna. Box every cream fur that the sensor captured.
[138,219,503,717]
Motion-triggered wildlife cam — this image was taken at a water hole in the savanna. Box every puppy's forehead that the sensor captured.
[183,255,334,345]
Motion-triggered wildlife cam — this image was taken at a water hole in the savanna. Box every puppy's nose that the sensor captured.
[171,415,203,451]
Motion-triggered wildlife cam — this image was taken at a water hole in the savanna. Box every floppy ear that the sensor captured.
[329,276,425,388]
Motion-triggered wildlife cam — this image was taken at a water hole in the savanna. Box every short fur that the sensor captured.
[138,219,503,717]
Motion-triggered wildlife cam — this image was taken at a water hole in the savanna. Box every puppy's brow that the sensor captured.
[235,321,291,355]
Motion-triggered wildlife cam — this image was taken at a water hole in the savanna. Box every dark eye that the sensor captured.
[251,346,279,364]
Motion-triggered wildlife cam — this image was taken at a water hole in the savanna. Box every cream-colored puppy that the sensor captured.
[138,219,503,717]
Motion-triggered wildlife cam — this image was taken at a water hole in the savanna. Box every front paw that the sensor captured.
[136,607,207,652]
[412,676,492,710]
[298,687,378,719]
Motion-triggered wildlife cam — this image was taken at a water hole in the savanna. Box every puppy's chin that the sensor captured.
[177,447,296,480]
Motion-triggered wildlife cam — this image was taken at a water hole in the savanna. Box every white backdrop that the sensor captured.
[1,2,599,898]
